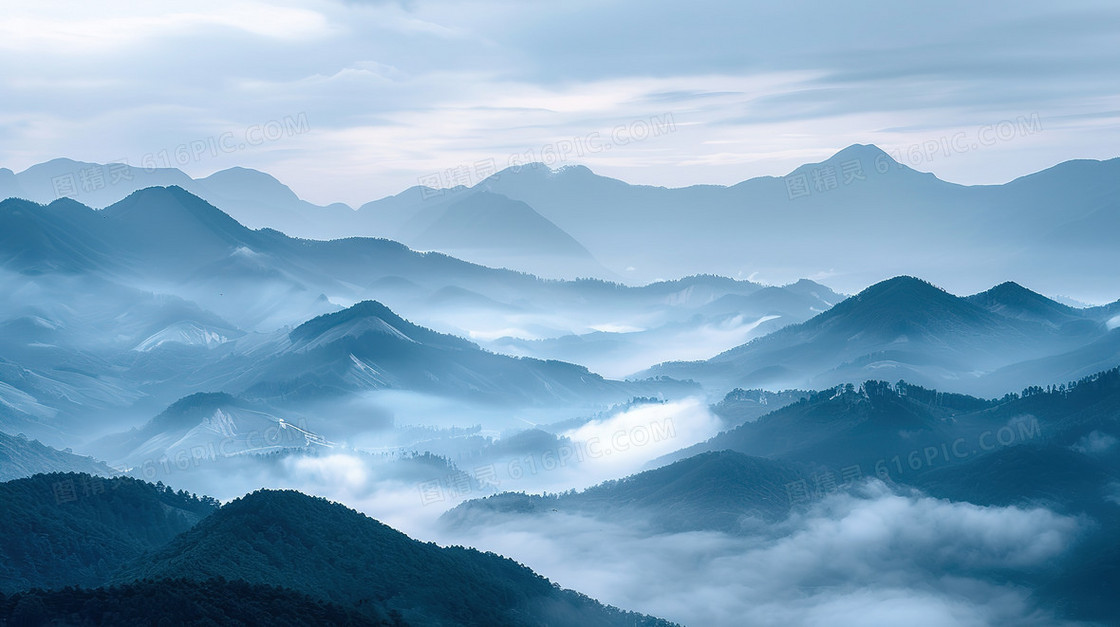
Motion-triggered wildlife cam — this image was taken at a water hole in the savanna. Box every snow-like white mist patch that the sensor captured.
[346,389,574,432]
[438,481,1084,627]
[1071,430,1118,455]
[653,313,779,357]
[231,246,261,259]
[0,381,60,419]
[475,312,788,379]
[133,321,229,351]
[553,397,721,486]
[1108,315,1120,331]
[467,327,544,342]
[283,454,369,491]
[583,314,784,377]
[589,322,645,333]
[160,451,452,535]
[1104,482,1120,506]
[275,455,446,532]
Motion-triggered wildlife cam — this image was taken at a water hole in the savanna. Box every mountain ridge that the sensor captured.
[645,276,1115,396]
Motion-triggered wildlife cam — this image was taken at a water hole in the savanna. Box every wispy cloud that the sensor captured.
[1,0,1117,205]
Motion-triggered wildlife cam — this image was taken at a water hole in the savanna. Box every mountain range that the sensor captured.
[7,147,1120,300]
[0,185,851,445]
[443,450,810,534]
[646,276,1120,397]
[0,473,675,625]
[0,432,115,481]
[2,147,1120,626]
[445,369,1120,623]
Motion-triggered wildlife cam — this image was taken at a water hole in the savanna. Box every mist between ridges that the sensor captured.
[417,416,679,506]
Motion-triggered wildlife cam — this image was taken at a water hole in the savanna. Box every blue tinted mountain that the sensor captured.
[0,432,116,481]
[443,450,811,534]
[116,488,676,626]
[8,149,1120,300]
[646,276,1115,396]
[232,300,641,405]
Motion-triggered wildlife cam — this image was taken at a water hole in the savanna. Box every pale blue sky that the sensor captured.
[1,0,1117,205]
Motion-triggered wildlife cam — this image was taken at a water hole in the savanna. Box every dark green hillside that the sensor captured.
[118,489,676,627]
[444,450,810,534]
[0,579,387,626]
[0,473,218,593]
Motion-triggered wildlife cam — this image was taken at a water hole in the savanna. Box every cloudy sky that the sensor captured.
[2,0,1118,206]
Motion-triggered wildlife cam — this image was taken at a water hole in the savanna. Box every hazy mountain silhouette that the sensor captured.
[233,300,639,405]
[476,147,1120,298]
[10,147,1120,298]
[966,281,1087,327]
[443,450,810,534]
[646,276,1114,396]
[489,278,843,377]
[195,166,355,237]
[0,159,354,239]
[0,432,116,481]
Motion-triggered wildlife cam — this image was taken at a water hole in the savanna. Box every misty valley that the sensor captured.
[1,148,1119,626]
[4,4,1120,623]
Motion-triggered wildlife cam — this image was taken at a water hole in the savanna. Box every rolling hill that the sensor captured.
[116,488,675,626]
[0,472,218,593]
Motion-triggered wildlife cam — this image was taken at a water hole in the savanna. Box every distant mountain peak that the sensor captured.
[102,186,250,235]
[857,275,947,298]
[967,280,1077,321]
[213,166,269,176]
[31,157,90,169]
[785,143,906,179]
[810,275,988,332]
[289,300,402,342]
[982,281,1066,303]
[550,164,595,177]
[980,281,1055,305]
[287,300,474,352]
[484,161,609,186]
[149,392,240,431]
[831,143,891,161]
[45,196,96,212]
[413,190,594,259]
[107,185,206,210]
[201,167,300,201]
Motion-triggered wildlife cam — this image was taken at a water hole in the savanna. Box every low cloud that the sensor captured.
[435,481,1085,626]
[555,397,722,485]
[1071,430,1118,455]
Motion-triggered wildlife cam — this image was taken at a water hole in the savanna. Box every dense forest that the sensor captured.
[0,473,218,593]
[117,489,676,626]
[0,578,391,626]
[0,473,674,627]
